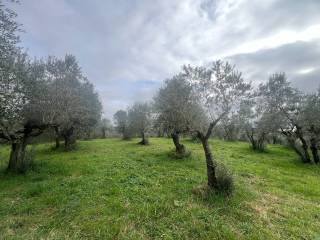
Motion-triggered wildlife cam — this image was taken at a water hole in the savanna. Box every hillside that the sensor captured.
[0,138,319,239]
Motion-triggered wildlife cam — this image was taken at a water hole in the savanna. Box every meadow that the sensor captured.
[0,138,319,240]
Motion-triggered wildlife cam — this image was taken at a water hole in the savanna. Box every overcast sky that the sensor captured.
[12,0,320,118]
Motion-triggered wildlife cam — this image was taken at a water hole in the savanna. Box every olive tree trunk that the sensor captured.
[197,114,227,189]
[310,138,319,164]
[63,127,76,150]
[64,135,76,150]
[139,131,149,145]
[281,129,311,163]
[200,135,217,188]
[7,137,28,173]
[171,132,186,154]
[101,128,106,138]
[54,126,60,149]
[246,128,266,151]
[296,127,311,163]
[299,136,311,163]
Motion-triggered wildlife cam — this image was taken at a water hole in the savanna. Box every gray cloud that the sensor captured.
[11,0,320,117]
[226,40,320,91]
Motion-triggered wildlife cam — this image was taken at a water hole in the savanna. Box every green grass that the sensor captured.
[0,138,319,239]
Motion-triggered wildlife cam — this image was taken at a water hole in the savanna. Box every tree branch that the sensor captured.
[205,111,228,139]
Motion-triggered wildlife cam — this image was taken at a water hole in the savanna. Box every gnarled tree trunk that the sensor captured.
[272,135,279,144]
[64,135,76,150]
[299,137,311,163]
[197,115,226,189]
[63,127,76,151]
[171,132,186,154]
[310,138,319,164]
[55,137,60,149]
[54,126,60,149]
[200,135,217,188]
[282,130,311,163]
[139,131,149,145]
[7,137,28,173]
[101,127,106,139]
[246,128,266,151]
[296,127,311,163]
[5,121,46,173]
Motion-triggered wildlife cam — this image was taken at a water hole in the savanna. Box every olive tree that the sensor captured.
[100,118,113,138]
[0,55,52,172]
[153,74,204,155]
[220,114,242,141]
[128,102,152,145]
[301,89,320,163]
[0,3,54,172]
[113,110,131,140]
[183,60,252,189]
[239,90,280,151]
[0,0,21,124]
[0,0,20,60]
[259,73,313,163]
[46,55,102,150]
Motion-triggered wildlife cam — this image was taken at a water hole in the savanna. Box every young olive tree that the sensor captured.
[153,74,204,156]
[113,110,131,140]
[183,60,252,189]
[128,102,152,145]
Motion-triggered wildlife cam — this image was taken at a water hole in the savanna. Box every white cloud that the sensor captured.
[297,67,316,75]
[230,24,320,56]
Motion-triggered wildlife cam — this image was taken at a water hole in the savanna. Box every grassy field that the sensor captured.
[0,138,319,240]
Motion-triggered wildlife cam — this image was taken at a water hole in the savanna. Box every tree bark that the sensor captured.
[282,129,311,164]
[310,138,319,164]
[299,136,311,163]
[257,133,266,151]
[251,140,257,150]
[246,128,266,151]
[64,136,76,150]
[55,137,60,149]
[102,128,106,138]
[139,131,149,145]
[54,126,60,149]
[286,136,305,159]
[63,127,76,150]
[7,137,28,173]
[296,127,311,163]
[200,136,217,188]
[195,114,227,189]
[272,136,278,144]
[171,132,186,154]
